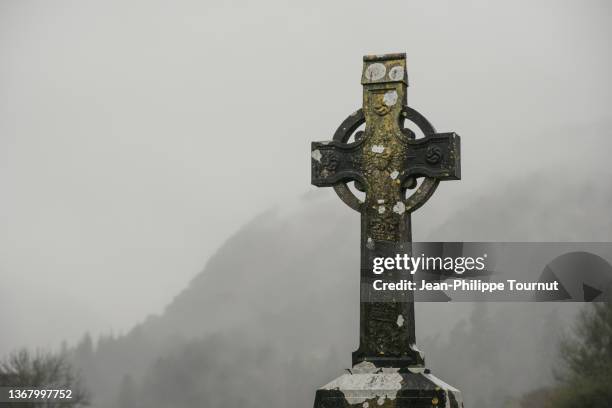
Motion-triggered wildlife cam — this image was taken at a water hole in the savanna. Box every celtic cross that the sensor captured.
[311,53,460,368]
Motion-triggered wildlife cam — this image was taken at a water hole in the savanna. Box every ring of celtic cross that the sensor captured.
[331,106,440,213]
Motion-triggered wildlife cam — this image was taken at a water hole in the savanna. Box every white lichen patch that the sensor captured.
[363,403,369,408]
[377,199,385,204]
[371,145,385,154]
[365,63,386,81]
[378,206,386,214]
[393,201,406,215]
[388,66,404,81]
[396,314,405,327]
[352,361,378,374]
[383,90,398,107]
[422,372,462,407]
[311,149,322,162]
[377,396,385,405]
[366,237,375,250]
[410,344,425,360]
[422,373,460,393]
[390,170,399,180]
[322,372,403,404]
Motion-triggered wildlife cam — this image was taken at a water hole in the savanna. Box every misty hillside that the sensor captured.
[69,165,612,408]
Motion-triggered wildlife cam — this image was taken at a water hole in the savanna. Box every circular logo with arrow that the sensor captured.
[536,252,612,301]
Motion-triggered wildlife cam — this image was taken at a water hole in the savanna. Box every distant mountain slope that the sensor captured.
[72,166,612,408]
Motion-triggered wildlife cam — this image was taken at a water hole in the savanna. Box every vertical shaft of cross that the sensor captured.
[353,212,423,367]
[352,54,423,368]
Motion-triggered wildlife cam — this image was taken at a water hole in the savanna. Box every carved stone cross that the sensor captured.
[311,53,460,369]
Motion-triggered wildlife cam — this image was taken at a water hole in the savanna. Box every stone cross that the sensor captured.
[311,53,460,369]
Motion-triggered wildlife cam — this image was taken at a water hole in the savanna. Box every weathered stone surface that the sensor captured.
[311,53,461,367]
[314,368,462,408]
[310,53,463,407]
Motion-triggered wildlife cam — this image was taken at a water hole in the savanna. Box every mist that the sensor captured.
[1,0,612,406]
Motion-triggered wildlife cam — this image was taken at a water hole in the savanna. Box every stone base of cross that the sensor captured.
[314,364,462,408]
[311,54,463,408]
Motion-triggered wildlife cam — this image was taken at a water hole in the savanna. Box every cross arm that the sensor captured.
[311,141,364,187]
[401,132,461,181]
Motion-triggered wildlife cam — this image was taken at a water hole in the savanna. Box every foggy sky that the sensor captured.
[1,0,611,355]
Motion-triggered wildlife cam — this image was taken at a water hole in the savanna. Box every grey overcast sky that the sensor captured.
[1,0,611,355]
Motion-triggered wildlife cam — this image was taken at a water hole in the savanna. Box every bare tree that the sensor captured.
[0,349,89,408]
